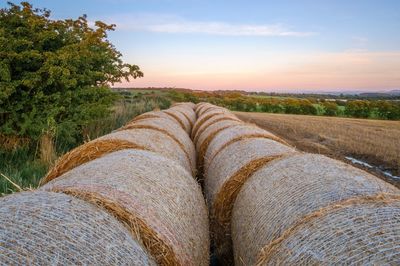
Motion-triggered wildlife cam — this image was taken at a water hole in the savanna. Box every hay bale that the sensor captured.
[41,128,193,185]
[231,153,400,265]
[120,117,196,172]
[195,120,243,170]
[172,102,196,109]
[163,109,191,133]
[197,106,227,118]
[195,103,213,116]
[203,124,288,173]
[132,111,182,129]
[205,138,296,263]
[169,105,197,126]
[193,113,240,144]
[0,191,156,265]
[192,108,230,138]
[42,149,209,266]
[41,139,148,185]
[99,129,193,175]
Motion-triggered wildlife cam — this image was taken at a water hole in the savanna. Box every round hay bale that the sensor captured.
[195,103,213,116]
[197,106,227,118]
[169,106,196,127]
[131,111,182,129]
[40,139,148,185]
[192,109,230,138]
[98,129,193,175]
[42,149,209,266]
[195,120,243,170]
[163,109,191,133]
[205,138,296,263]
[0,191,156,265]
[120,117,196,172]
[172,102,196,109]
[193,113,240,144]
[231,153,400,265]
[41,128,194,185]
[203,124,289,172]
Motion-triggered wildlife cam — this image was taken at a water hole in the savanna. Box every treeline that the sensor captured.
[169,91,400,120]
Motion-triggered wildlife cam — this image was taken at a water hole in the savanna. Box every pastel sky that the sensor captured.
[5,0,400,92]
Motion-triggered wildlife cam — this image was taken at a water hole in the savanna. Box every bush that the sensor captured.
[0,2,143,147]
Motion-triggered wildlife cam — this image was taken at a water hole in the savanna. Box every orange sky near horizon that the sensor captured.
[115,51,400,92]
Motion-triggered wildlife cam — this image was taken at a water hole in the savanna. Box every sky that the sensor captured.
[4,0,400,92]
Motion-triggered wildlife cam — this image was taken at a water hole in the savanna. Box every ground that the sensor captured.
[235,111,400,188]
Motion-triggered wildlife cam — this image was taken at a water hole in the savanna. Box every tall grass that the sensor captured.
[0,92,171,195]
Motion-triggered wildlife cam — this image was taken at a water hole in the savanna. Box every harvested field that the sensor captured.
[235,111,400,185]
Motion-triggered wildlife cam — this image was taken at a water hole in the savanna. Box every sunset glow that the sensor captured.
[11,0,400,92]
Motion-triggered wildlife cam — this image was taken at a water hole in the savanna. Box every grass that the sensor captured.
[235,111,400,186]
[0,92,171,196]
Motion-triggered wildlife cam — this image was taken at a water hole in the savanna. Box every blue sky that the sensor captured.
[3,0,400,91]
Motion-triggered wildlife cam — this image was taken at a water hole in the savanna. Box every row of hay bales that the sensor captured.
[0,102,210,266]
[193,102,400,265]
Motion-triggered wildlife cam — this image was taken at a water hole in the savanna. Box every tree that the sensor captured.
[0,2,143,146]
[345,100,371,118]
[322,101,338,116]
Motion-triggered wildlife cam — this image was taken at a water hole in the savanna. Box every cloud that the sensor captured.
[105,14,315,37]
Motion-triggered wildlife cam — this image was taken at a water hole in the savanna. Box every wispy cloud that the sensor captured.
[105,14,315,37]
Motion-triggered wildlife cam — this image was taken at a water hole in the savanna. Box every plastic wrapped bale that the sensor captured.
[0,191,156,265]
[163,109,192,133]
[131,111,182,129]
[231,153,400,265]
[41,128,193,185]
[195,120,243,170]
[192,108,230,139]
[205,138,296,264]
[41,149,209,266]
[203,124,288,173]
[169,105,197,127]
[193,113,241,144]
[120,117,196,173]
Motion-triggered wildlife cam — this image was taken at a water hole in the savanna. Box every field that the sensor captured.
[235,111,400,187]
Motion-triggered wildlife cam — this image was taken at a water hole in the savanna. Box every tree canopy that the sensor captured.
[0,2,143,145]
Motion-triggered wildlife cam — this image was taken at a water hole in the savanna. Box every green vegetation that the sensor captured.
[169,91,400,120]
[0,2,172,195]
[1,91,171,195]
[0,2,142,147]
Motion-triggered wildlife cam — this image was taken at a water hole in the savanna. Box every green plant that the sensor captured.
[0,2,143,147]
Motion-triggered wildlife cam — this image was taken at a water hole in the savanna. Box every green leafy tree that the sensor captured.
[0,2,143,146]
[345,100,371,118]
[322,101,338,116]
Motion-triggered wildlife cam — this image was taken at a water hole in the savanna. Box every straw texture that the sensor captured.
[203,124,287,172]
[0,191,156,265]
[132,111,183,129]
[42,149,209,266]
[169,105,197,126]
[205,138,295,263]
[163,109,191,133]
[120,117,196,172]
[195,103,213,116]
[99,128,193,175]
[192,108,230,138]
[195,120,243,170]
[193,113,240,144]
[172,102,196,109]
[232,153,400,265]
[40,139,148,185]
